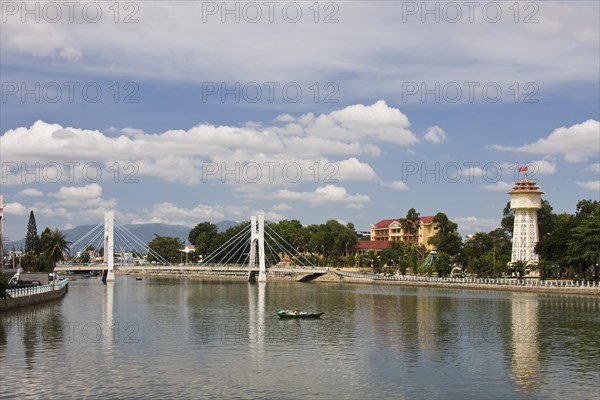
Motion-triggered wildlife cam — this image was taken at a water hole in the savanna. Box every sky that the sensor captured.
[1,0,599,244]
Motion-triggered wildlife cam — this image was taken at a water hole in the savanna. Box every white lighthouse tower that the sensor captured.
[508,175,544,264]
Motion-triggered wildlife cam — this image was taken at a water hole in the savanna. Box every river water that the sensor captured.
[0,277,598,399]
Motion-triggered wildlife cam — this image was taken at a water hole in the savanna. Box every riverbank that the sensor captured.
[0,278,69,311]
[117,270,600,296]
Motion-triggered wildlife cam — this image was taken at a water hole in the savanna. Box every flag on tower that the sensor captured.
[518,166,528,172]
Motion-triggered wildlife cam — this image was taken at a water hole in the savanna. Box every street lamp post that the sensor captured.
[493,237,496,278]
[345,242,349,267]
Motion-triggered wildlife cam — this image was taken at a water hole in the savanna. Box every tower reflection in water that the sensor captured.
[510,294,540,393]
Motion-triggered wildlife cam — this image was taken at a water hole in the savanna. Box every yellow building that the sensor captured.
[369,216,437,250]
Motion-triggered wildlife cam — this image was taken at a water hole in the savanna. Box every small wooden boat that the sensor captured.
[277,310,324,319]
[135,277,143,281]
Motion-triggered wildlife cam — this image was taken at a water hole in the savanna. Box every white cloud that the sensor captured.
[1,103,425,190]
[274,185,370,204]
[583,163,600,173]
[334,158,378,181]
[52,183,103,201]
[383,181,409,191]
[480,181,513,191]
[4,202,27,215]
[272,203,292,211]
[18,188,43,197]
[454,216,500,235]
[423,126,447,144]
[251,210,286,222]
[130,203,250,226]
[576,181,600,192]
[492,119,600,162]
[2,3,597,100]
[523,160,557,175]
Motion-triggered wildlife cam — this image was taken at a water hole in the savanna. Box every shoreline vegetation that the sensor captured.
[115,269,600,296]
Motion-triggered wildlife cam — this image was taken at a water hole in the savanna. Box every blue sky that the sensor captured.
[1,1,599,243]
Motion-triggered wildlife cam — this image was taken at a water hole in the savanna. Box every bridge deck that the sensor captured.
[55,264,327,274]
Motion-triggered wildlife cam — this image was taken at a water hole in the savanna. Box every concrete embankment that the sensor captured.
[338,276,600,296]
[119,270,599,296]
[0,282,69,311]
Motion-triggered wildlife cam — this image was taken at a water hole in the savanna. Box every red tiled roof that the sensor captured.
[372,216,435,228]
[354,240,391,250]
[420,216,434,224]
[372,219,400,229]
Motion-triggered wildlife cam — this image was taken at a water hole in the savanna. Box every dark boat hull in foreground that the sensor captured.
[277,310,324,319]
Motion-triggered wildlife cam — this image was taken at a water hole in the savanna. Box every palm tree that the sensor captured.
[40,228,70,271]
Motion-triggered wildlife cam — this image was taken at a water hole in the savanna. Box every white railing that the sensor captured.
[6,278,69,299]
[335,270,599,288]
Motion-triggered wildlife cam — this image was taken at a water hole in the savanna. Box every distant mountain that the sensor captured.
[9,221,241,252]
[216,220,240,232]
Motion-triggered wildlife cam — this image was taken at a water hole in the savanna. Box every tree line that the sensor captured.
[4,211,70,272]
[6,198,598,280]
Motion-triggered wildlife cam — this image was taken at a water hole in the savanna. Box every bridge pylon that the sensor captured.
[103,211,115,282]
[249,215,267,282]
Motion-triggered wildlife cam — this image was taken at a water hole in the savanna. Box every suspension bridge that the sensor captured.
[54,212,328,282]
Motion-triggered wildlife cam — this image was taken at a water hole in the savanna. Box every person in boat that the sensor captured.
[294,309,299,315]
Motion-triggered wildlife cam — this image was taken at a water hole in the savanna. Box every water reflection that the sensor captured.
[102,281,114,358]
[0,303,65,374]
[248,282,266,365]
[509,294,540,393]
[1,280,599,399]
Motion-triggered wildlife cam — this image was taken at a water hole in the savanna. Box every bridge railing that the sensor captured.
[6,278,69,299]
[335,270,600,288]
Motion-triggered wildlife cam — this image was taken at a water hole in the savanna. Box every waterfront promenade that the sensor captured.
[60,263,600,295]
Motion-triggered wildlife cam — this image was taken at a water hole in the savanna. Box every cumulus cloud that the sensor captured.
[576,181,600,192]
[480,181,513,191]
[274,185,370,204]
[383,181,409,191]
[455,216,501,235]
[1,102,429,187]
[18,188,43,197]
[272,203,292,211]
[492,120,600,162]
[4,202,27,215]
[2,3,597,99]
[423,126,447,144]
[583,163,600,173]
[52,183,103,201]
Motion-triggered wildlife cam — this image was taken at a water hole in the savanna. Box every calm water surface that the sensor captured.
[1,277,599,399]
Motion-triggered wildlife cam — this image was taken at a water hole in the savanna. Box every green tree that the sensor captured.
[535,213,575,277]
[208,222,251,264]
[0,271,9,299]
[40,228,70,271]
[268,220,309,253]
[463,229,510,277]
[307,220,357,266]
[188,222,218,259]
[20,252,46,272]
[434,251,453,277]
[427,212,462,256]
[401,208,420,241]
[512,260,527,279]
[566,200,600,278]
[379,241,404,270]
[147,235,184,264]
[24,211,40,253]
